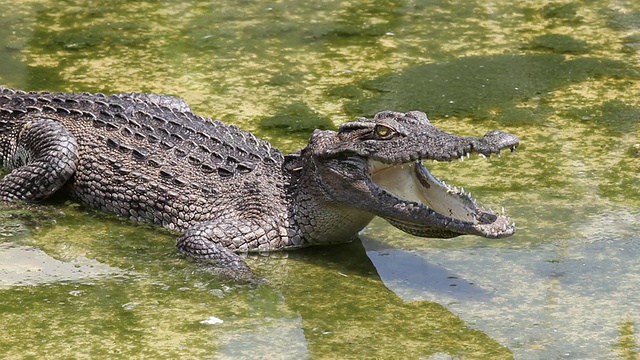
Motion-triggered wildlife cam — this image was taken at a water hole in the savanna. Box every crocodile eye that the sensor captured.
[374,125,395,139]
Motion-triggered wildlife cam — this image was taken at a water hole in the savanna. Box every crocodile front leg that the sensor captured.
[177,219,279,282]
[0,118,78,201]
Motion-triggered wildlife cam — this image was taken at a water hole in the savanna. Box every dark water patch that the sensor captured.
[28,2,153,53]
[0,202,65,238]
[0,15,27,86]
[41,22,151,51]
[0,5,53,88]
[305,19,389,41]
[542,2,580,20]
[267,71,305,87]
[0,55,26,89]
[184,0,406,50]
[622,34,640,53]
[599,158,640,206]
[185,11,294,52]
[495,106,550,125]
[259,101,334,135]
[24,66,68,92]
[606,9,640,31]
[326,84,363,100]
[563,100,640,134]
[299,0,405,42]
[521,2,584,26]
[524,34,591,54]
[346,54,638,124]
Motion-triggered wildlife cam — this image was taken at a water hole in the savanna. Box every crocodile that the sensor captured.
[0,87,519,280]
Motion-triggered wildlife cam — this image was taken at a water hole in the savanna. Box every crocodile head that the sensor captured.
[297,110,519,239]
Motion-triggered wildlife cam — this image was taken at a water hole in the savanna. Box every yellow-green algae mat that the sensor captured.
[0,0,639,359]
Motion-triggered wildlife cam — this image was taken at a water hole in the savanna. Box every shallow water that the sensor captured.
[0,0,638,359]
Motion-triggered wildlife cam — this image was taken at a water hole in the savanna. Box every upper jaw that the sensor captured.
[368,160,515,239]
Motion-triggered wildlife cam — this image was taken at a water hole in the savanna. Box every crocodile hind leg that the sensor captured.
[177,220,276,283]
[0,118,78,201]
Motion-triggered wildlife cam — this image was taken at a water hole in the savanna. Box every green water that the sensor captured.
[0,0,638,359]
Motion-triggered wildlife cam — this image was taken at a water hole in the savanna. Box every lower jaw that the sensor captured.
[383,217,465,238]
[383,214,514,239]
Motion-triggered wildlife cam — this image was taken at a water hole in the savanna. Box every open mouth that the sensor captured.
[369,160,515,238]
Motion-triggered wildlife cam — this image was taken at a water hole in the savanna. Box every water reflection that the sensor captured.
[361,235,494,303]
[0,243,122,287]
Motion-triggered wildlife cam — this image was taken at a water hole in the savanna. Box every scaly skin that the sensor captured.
[0,87,519,280]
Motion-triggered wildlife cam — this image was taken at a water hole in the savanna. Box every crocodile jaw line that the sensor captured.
[369,160,479,224]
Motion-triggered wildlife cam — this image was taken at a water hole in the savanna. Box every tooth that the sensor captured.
[501,207,505,215]
[480,154,487,159]
[497,152,502,158]
[460,155,464,161]
[512,222,516,228]
[502,224,507,231]
[460,187,465,194]
[466,152,470,158]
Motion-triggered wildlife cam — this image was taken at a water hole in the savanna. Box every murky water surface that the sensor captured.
[0,0,638,359]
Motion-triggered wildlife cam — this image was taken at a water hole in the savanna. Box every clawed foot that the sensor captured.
[195,258,265,286]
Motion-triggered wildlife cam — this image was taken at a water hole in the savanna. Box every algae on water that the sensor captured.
[346,54,638,124]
